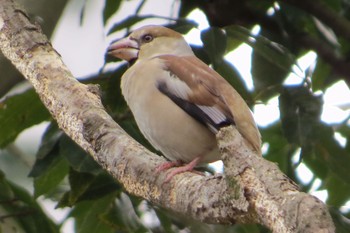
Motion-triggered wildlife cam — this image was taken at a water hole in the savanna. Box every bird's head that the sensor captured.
[108,25,193,63]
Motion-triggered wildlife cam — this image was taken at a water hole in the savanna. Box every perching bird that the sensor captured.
[108,25,261,181]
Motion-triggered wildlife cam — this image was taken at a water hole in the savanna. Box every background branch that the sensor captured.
[187,0,350,85]
[295,34,350,84]
[282,0,350,41]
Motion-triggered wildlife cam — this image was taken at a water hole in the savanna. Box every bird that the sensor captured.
[108,25,261,181]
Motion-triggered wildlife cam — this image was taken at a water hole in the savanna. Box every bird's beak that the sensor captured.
[107,37,139,62]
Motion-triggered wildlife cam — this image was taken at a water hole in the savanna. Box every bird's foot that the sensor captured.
[155,160,183,173]
[156,157,203,182]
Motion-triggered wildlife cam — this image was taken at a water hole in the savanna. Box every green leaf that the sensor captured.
[107,15,150,35]
[31,124,103,198]
[107,15,196,36]
[119,118,156,152]
[201,27,227,66]
[314,124,350,186]
[329,208,350,233]
[69,193,117,233]
[0,171,59,233]
[0,89,50,148]
[245,0,273,13]
[57,170,120,207]
[277,85,350,185]
[75,173,120,202]
[251,50,289,99]
[337,123,350,152]
[322,0,341,11]
[260,123,291,174]
[0,170,13,199]
[232,223,266,233]
[103,0,121,25]
[60,169,95,207]
[225,25,295,73]
[324,174,350,207]
[301,146,329,181]
[59,135,101,175]
[178,0,198,18]
[249,28,291,99]
[165,20,198,35]
[278,3,317,34]
[102,67,129,114]
[100,193,150,232]
[33,155,69,198]
[191,45,211,65]
[215,59,252,103]
[29,123,62,177]
[200,27,251,102]
[311,59,333,91]
[79,1,86,25]
[279,85,323,145]
[154,209,176,233]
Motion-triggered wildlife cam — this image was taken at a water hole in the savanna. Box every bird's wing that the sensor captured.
[157,55,261,152]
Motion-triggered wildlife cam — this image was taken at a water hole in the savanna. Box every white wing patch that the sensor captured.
[197,105,227,125]
[156,71,234,133]
[163,72,192,99]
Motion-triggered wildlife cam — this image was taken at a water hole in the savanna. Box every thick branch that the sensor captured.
[0,1,335,232]
[217,127,335,232]
[0,0,248,224]
[0,0,68,97]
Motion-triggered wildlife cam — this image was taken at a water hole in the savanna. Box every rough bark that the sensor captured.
[0,0,335,232]
[217,128,335,232]
[0,0,68,97]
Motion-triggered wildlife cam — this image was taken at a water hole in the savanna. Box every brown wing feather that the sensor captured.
[158,55,261,153]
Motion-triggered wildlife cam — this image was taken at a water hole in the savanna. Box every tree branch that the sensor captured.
[192,0,350,85]
[280,0,350,85]
[281,0,350,41]
[0,0,335,232]
[217,127,335,232]
[295,34,350,85]
[0,0,68,98]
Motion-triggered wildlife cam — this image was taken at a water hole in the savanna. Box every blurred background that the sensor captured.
[0,0,350,232]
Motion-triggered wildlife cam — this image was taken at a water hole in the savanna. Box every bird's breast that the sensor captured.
[120,59,220,163]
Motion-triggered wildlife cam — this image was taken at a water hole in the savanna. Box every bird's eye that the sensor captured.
[142,34,153,43]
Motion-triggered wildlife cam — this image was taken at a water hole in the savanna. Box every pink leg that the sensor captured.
[164,157,202,182]
[155,160,183,173]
